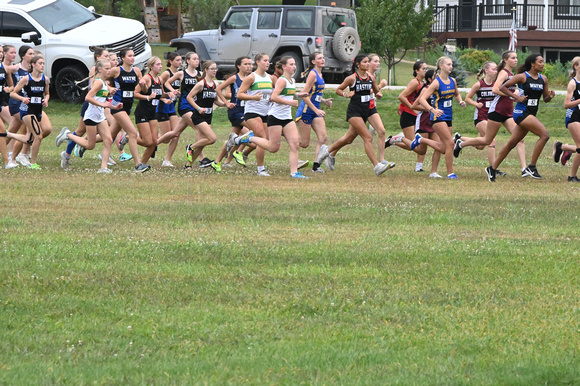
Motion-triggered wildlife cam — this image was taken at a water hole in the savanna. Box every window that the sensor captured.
[257,11,281,29]
[322,13,355,35]
[485,0,511,15]
[286,10,313,29]
[1,12,37,37]
[28,0,95,34]
[225,11,252,29]
[556,0,580,16]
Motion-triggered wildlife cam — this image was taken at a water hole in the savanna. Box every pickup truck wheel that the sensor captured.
[332,27,360,62]
[280,51,304,81]
[55,66,88,104]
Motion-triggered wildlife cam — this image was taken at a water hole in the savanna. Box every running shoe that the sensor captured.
[485,166,496,182]
[374,162,389,176]
[381,159,396,170]
[119,153,132,162]
[391,133,404,144]
[568,176,580,182]
[97,168,112,174]
[210,161,221,172]
[495,169,507,176]
[28,163,41,170]
[447,173,458,179]
[257,169,270,177]
[291,171,309,179]
[223,162,234,168]
[523,165,542,179]
[317,144,330,164]
[453,139,462,158]
[199,157,213,168]
[242,152,248,164]
[60,151,70,169]
[410,133,422,150]
[234,131,254,145]
[118,133,128,151]
[384,135,393,149]
[325,155,335,171]
[297,160,309,170]
[415,168,424,172]
[161,160,174,167]
[225,132,237,155]
[312,166,325,173]
[5,160,19,169]
[183,164,192,170]
[429,172,443,178]
[562,150,572,165]
[232,150,246,166]
[135,163,151,173]
[553,141,563,163]
[98,154,116,166]
[55,127,71,147]
[453,132,461,143]
[15,154,31,167]
[186,144,193,162]
[73,144,86,158]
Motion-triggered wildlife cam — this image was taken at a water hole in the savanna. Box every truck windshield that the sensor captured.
[28,0,96,34]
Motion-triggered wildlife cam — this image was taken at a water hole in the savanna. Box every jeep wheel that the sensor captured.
[280,51,304,82]
[55,66,88,104]
[332,27,360,62]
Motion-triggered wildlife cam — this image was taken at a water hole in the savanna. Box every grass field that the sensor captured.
[1,87,579,383]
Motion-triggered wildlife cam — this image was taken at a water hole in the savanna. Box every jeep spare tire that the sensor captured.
[332,27,360,62]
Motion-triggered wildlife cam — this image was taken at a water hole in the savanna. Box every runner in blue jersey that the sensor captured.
[488,53,555,181]
[296,52,333,173]
[157,52,182,167]
[415,56,466,179]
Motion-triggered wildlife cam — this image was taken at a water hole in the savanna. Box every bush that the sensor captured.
[542,61,570,87]
[458,48,500,74]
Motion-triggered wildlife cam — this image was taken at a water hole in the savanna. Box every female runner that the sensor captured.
[317,54,394,176]
[454,51,526,176]
[296,52,333,173]
[55,59,120,172]
[230,56,306,178]
[0,45,15,167]
[366,53,387,163]
[7,54,51,169]
[157,51,182,167]
[414,56,465,179]
[486,53,554,181]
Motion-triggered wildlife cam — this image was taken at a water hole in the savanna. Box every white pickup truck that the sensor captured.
[0,0,151,103]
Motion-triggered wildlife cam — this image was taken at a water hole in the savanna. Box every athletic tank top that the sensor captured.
[297,69,325,116]
[230,74,244,107]
[431,76,455,122]
[474,79,495,121]
[84,78,109,123]
[269,76,295,120]
[566,78,580,124]
[196,79,217,114]
[136,74,163,116]
[0,63,7,94]
[488,68,516,116]
[179,69,198,111]
[514,71,544,117]
[398,78,422,116]
[112,67,138,104]
[244,72,272,116]
[10,64,29,107]
[20,73,45,116]
[350,72,375,109]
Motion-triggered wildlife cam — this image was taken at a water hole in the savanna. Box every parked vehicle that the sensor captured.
[169,5,360,81]
[0,0,151,103]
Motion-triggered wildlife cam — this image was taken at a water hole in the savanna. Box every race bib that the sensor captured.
[122,91,134,98]
[154,89,162,96]
[30,97,42,104]
[151,99,159,106]
[205,107,213,114]
[485,101,491,108]
[527,99,538,107]
[0,86,3,92]
[315,95,322,103]
[239,100,245,107]
[361,95,372,103]
[443,100,452,108]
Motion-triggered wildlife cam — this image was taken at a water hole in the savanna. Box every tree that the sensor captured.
[357,0,433,85]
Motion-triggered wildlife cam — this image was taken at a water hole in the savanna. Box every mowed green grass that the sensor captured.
[1,90,579,384]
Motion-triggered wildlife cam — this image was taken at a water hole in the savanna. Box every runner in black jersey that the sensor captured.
[317,54,395,176]
[7,54,51,169]
[157,52,182,167]
[108,48,147,172]
[182,60,225,168]
[557,56,580,182]
[0,54,14,167]
[134,56,174,168]
[488,53,555,181]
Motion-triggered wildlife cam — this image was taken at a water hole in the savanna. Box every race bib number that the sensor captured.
[528,99,538,106]
[204,107,213,114]
[122,91,133,98]
[30,97,42,104]
[239,100,245,107]
[154,89,162,96]
[315,95,322,103]
[485,101,491,108]
[443,100,452,108]
[361,95,372,103]
[151,99,159,106]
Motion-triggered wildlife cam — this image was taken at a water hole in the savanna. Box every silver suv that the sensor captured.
[169,5,360,81]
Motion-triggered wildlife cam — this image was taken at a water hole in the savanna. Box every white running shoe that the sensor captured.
[225,132,237,155]
[325,155,335,171]
[391,133,404,143]
[374,162,389,176]
[98,154,116,166]
[429,172,443,178]
[15,154,31,166]
[161,160,174,168]
[297,160,309,170]
[55,127,71,147]
[380,160,396,170]
[257,169,270,177]
[5,160,19,169]
[60,151,70,169]
[317,144,330,164]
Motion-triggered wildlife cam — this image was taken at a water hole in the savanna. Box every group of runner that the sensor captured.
[0,45,578,182]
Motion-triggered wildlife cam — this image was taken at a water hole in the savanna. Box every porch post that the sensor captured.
[543,0,548,31]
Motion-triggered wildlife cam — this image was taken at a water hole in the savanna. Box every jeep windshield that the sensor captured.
[28,0,96,34]
[323,13,355,35]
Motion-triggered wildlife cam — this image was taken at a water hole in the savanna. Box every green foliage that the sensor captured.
[357,0,433,84]
[184,0,233,31]
[542,60,570,86]
[422,45,468,87]
[114,0,142,20]
[458,48,500,74]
